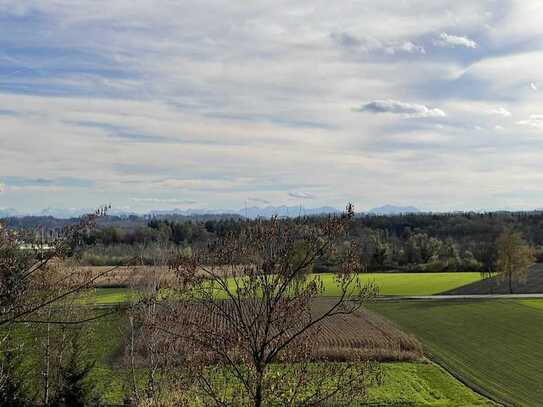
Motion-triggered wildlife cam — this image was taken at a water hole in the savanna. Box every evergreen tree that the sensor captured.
[0,351,32,407]
[49,337,101,407]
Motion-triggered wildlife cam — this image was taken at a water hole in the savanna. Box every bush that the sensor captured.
[0,351,32,407]
[49,339,102,407]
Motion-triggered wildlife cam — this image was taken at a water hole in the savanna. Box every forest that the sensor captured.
[6,211,542,273]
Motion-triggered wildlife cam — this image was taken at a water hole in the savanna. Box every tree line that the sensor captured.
[66,211,543,272]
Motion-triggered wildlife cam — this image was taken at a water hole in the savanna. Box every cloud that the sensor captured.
[1,176,94,189]
[357,100,446,118]
[517,115,543,130]
[247,197,271,205]
[385,42,426,55]
[400,42,426,54]
[331,32,425,55]
[75,121,178,143]
[330,32,362,48]
[130,197,197,205]
[288,191,316,200]
[487,107,512,117]
[2,1,543,212]
[436,32,478,48]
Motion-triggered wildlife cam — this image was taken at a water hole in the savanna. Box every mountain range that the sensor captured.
[0,204,420,219]
[368,205,420,215]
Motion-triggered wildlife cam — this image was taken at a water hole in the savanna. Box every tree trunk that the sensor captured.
[43,315,51,405]
[254,382,263,407]
[129,315,139,400]
[509,270,513,294]
[254,366,264,407]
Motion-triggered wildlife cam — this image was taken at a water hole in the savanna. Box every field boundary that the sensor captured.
[378,293,543,301]
[425,351,506,406]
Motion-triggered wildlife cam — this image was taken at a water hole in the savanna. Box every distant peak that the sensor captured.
[368,205,420,215]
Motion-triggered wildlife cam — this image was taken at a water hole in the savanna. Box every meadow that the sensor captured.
[370,299,543,407]
[88,271,484,305]
[316,272,483,296]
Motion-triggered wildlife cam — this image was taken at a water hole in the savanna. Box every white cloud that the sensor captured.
[518,115,543,130]
[357,100,446,118]
[385,41,426,55]
[436,32,478,48]
[400,41,426,54]
[488,107,512,117]
[331,32,426,56]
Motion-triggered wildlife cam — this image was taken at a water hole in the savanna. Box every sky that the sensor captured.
[1,0,543,213]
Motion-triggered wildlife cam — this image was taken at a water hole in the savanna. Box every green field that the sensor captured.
[94,361,494,405]
[93,361,493,405]
[369,300,543,407]
[368,363,494,406]
[7,306,494,406]
[90,272,483,304]
[91,287,132,304]
[317,272,482,297]
[518,299,543,311]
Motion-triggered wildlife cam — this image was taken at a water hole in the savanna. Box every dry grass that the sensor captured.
[78,265,240,288]
[80,265,171,287]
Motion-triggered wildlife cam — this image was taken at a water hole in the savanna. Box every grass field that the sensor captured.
[368,363,494,406]
[519,299,543,311]
[95,361,494,405]
[89,272,483,304]
[369,299,543,407]
[91,287,132,304]
[317,272,482,297]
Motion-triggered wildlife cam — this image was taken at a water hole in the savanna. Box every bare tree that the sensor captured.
[0,208,117,328]
[495,229,535,294]
[124,240,181,404]
[141,204,379,406]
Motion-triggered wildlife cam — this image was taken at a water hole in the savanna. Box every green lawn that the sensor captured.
[369,300,543,407]
[90,272,483,304]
